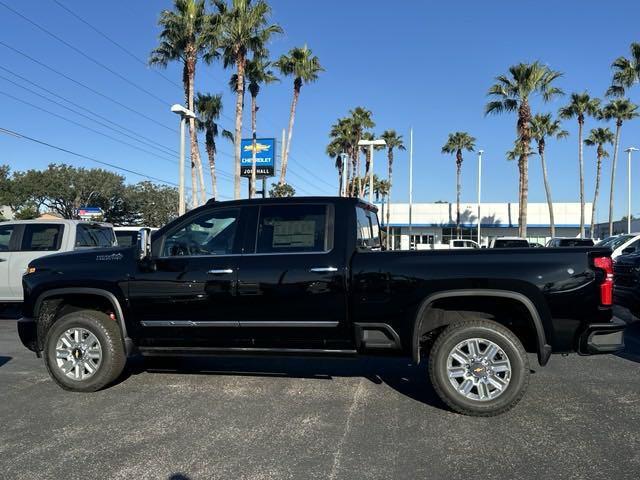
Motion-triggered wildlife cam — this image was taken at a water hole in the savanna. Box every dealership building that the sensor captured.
[375,202,593,249]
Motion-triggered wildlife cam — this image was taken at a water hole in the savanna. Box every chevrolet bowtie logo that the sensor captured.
[243,142,270,154]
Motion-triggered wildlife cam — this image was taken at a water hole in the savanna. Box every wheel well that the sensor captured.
[416,296,539,358]
[35,294,120,351]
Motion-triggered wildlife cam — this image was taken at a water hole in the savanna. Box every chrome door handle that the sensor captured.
[309,267,338,273]
[207,268,234,275]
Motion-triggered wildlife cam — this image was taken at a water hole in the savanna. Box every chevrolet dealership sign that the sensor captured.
[240,138,275,177]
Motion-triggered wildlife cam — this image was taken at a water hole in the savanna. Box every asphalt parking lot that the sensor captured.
[1,317,639,480]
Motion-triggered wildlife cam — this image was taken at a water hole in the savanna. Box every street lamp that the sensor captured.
[357,138,386,204]
[477,149,484,245]
[171,103,196,216]
[625,146,638,234]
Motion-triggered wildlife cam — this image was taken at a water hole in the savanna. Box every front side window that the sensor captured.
[75,224,115,248]
[256,204,329,254]
[163,209,239,256]
[21,224,63,251]
[0,225,15,251]
[356,207,381,250]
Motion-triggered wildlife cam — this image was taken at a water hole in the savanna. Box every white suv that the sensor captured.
[0,219,115,303]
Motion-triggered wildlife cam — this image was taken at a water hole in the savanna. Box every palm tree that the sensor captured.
[328,117,356,195]
[584,127,615,237]
[347,107,374,196]
[530,113,569,238]
[195,93,233,199]
[607,42,640,97]
[246,56,278,197]
[600,98,639,235]
[214,0,282,199]
[380,130,405,249]
[441,132,476,238]
[558,93,600,237]
[275,45,323,185]
[150,0,209,206]
[485,62,563,237]
[326,137,347,195]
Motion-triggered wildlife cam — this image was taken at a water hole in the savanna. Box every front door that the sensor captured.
[234,203,351,350]
[0,224,17,301]
[127,207,243,348]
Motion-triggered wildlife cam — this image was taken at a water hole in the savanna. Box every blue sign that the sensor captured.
[240,138,275,177]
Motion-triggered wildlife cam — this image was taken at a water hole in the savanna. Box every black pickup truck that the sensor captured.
[17,197,625,416]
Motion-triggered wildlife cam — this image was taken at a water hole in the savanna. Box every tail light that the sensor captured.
[593,256,613,306]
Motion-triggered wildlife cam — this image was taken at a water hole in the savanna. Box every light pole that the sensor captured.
[477,149,483,245]
[339,152,349,197]
[625,146,638,234]
[358,138,386,204]
[171,104,197,216]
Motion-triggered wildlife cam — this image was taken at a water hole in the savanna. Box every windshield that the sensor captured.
[597,234,634,249]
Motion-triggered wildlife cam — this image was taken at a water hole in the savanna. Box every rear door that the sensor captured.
[9,223,65,299]
[0,224,18,300]
[233,203,351,350]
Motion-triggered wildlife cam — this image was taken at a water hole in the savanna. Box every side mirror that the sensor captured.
[138,228,151,260]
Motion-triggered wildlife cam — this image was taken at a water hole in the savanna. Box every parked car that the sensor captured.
[114,226,158,247]
[0,219,115,304]
[417,239,480,250]
[17,197,624,416]
[546,238,595,247]
[596,233,640,260]
[614,252,640,319]
[489,237,530,248]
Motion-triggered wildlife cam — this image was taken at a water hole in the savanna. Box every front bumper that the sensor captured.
[578,316,626,355]
[17,317,38,353]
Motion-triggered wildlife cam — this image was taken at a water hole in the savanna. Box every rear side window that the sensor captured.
[21,224,63,251]
[75,224,115,248]
[356,207,381,251]
[115,230,139,247]
[0,224,15,251]
[256,204,330,253]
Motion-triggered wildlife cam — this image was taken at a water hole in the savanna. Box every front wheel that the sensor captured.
[428,319,530,416]
[44,310,126,392]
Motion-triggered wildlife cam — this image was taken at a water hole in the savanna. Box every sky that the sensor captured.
[1,0,640,222]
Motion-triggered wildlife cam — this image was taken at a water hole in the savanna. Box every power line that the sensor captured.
[0,0,169,105]
[50,0,182,90]
[0,40,174,132]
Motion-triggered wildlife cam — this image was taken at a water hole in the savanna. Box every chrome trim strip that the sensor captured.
[140,320,339,328]
[207,268,234,274]
[139,346,357,355]
[309,267,338,273]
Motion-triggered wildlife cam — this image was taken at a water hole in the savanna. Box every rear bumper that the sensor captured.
[17,316,38,353]
[577,316,626,355]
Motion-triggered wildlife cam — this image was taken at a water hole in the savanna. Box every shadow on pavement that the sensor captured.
[123,353,448,412]
[617,321,640,364]
[0,356,11,367]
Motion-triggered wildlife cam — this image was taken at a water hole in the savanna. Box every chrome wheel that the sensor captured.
[55,328,102,381]
[446,337,511,401]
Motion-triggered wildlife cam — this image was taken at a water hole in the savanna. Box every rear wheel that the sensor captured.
[44,310,126,392]
[428,319,530,416]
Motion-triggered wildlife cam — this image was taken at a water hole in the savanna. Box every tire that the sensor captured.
[428,318,530,416]
[44,310,126,392]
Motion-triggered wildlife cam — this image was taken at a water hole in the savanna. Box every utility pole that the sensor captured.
[171,104,196,216]
[477,149,483,245]
[408,127,413,249]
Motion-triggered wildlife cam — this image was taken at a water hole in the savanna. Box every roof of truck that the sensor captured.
[204,196,377,211]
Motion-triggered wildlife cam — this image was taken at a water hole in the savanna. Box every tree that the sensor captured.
[269,182,295,197]
[530,113,569,237]
[215,0,282,199]
[600,98,639,236]
[486,62,563,237]
[125,181,179,227]
[441,132,476,238]
[347,107,374,196]
[584,127,614,237]
[558,92,600,237]
[326,138,347,196]
[195,92,233,199]
[607,42,640,97]
[328,117,357,195]
[380,130,405,249]
[245,55,278,197]
[150,0,209,206]
[275,45,323,185]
